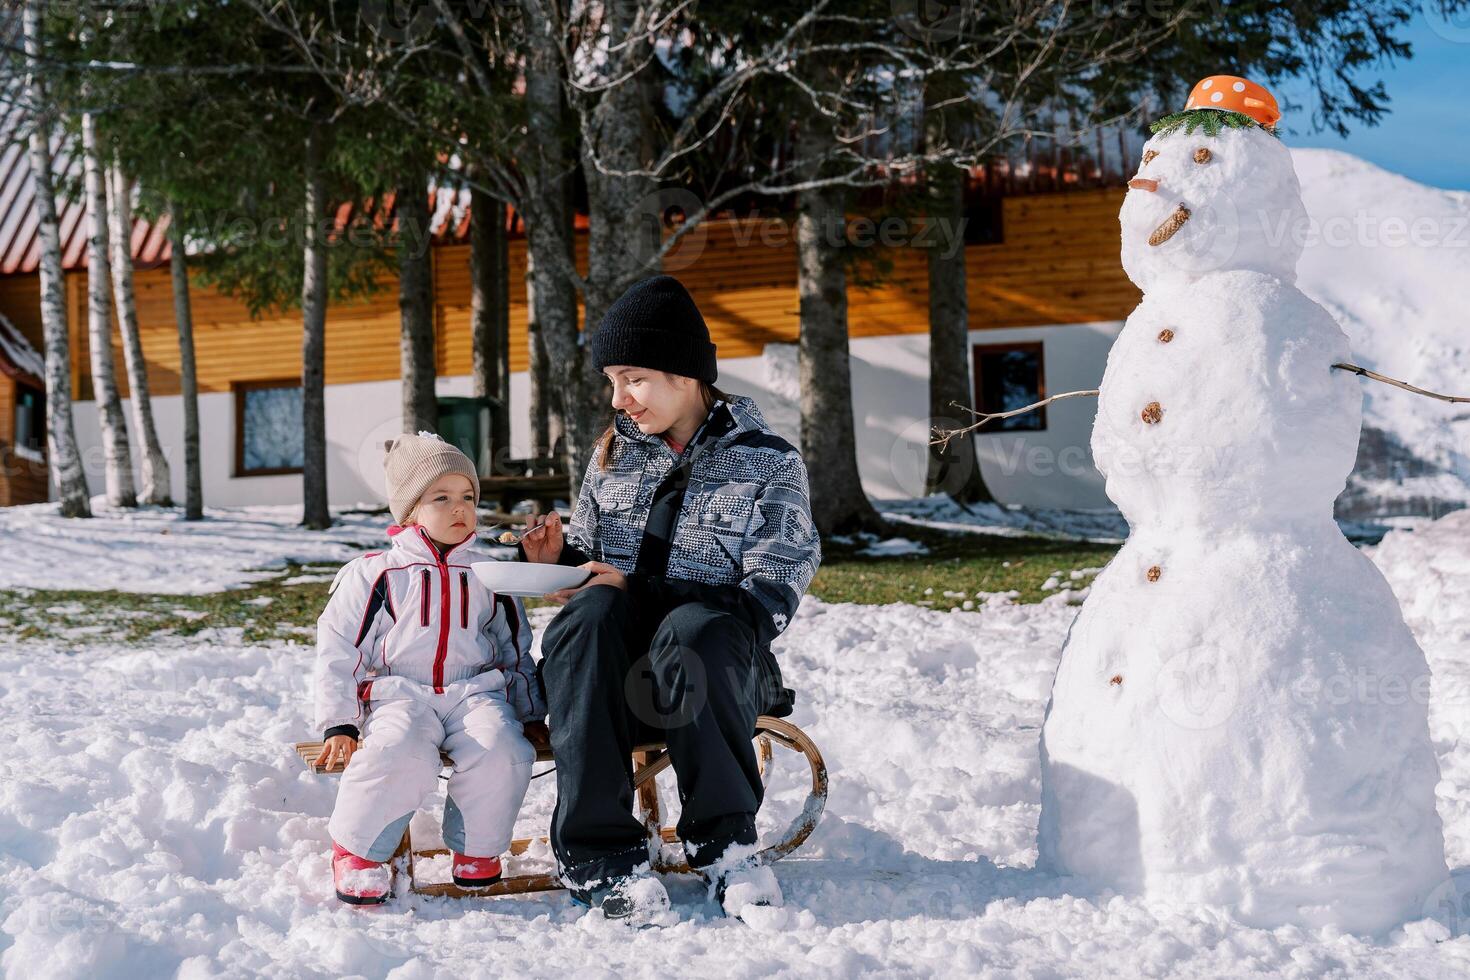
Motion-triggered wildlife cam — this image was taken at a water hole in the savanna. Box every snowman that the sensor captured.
[1036,76,1449,934]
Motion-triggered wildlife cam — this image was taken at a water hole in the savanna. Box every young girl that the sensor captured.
[520,274,821,923]
[313,432,545,905]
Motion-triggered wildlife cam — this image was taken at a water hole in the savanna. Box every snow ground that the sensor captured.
[0,508,1467,977]
[0,502,386,594]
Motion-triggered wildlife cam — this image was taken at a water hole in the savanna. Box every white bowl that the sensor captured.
[471,561,593,597]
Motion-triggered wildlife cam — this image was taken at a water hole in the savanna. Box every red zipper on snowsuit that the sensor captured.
[419,528,454,692]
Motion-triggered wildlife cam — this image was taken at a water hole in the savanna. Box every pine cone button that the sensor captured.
[1158,328,1175,343]
[1146,565,1162,582]
[1141,401,1163,424]
[1109,674,1124,686]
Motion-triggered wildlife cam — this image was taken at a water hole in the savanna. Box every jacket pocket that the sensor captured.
[697,492,758,572]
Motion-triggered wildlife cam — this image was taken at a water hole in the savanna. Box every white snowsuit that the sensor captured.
[314,526,545,862]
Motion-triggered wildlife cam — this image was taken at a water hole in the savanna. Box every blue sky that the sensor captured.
[1277,13,1470,190]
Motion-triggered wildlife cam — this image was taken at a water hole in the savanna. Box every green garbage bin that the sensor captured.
[436,396,491,475]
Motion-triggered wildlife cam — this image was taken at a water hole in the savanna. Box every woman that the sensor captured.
[520,274,821,924]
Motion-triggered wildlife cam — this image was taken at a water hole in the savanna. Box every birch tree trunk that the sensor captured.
[300,122,332,529]
[107,161,172,505]
[81,111,136,508]
[23,0,90,517]
[397,175,438,434]
[167,201,203,520]
[470,185,509,472]
[795,127,883,537]
[522,0,592,497]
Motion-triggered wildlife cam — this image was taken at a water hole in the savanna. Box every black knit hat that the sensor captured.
[590,275,718,383]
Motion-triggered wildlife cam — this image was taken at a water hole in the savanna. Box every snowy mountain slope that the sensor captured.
[1292,148,1470,518]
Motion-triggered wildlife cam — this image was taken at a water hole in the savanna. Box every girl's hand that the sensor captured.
[522,720,550,751]
[314,734,358,771]
[520,511,564,564]
[546,561,626,605]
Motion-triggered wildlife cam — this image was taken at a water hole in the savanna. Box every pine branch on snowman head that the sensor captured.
[1149,108,1277,140]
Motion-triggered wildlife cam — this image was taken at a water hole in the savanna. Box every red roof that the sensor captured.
[0,107,535,278]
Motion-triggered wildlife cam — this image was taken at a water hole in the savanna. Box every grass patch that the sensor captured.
[0,561,344,645]
[812,524,1118,608]
[0,527,1120,644]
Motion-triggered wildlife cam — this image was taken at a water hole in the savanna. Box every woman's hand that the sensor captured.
[520,511,564,564]
[314,734,358,771]
[546,561,626,605]
[522,720,550,751]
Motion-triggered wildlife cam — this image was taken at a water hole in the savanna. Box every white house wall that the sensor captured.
[64,322,1120,512]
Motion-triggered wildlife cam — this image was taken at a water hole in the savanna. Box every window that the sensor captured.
[971,342,1046,432]
[963,193,1004,245]
[14,383,44,462]
[234,380,304,476]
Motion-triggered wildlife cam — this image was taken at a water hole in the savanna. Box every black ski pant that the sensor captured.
[539,584,763,888]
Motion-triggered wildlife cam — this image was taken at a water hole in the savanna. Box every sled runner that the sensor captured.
[293,715,827,899]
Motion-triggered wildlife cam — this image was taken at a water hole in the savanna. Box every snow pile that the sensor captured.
[0,502,390,594]
[1368,510,1470,876]
[1039,119,1448,934]
[1292,148,1470,517]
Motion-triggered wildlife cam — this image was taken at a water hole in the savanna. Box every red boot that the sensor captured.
[451,852,503,888]
[332,841,391,905]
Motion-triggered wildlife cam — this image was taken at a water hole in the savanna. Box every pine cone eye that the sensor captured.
[1193,147,1212,164]
[1142,149,1159,165]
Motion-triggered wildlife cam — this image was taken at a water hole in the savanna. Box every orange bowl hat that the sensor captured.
[1183,75,1281,129]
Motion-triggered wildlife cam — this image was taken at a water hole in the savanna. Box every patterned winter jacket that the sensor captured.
[314,526,545,737]
[555,395,821,683]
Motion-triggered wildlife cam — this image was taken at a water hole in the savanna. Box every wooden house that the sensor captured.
[0,138,1140,511]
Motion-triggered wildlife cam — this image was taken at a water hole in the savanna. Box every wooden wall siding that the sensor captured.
[24,188,1137,400]
[0,378,47,506]
[0,274,46,354]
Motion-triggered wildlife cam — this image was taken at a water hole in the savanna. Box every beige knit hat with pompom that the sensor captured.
[383,431,480,524]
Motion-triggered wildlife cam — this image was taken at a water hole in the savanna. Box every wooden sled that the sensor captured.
[294,715,827,899]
